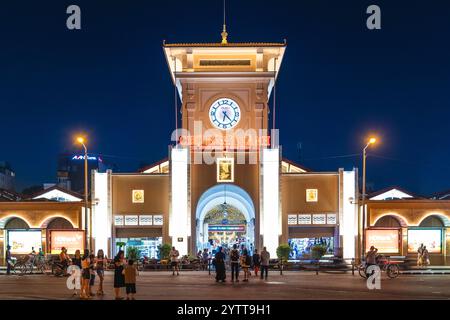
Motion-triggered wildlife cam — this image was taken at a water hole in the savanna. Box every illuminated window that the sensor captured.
[306,189,318,202]
[153,215,164,226]
[288,214,298,225]
[217,158,234,183]
[139,215,153,226]
[298,214,312,225]
[125,215,139,226]
[326,214,337,225]
[312,214,326,225]
[132,190,144,203]
[114,216,124,226]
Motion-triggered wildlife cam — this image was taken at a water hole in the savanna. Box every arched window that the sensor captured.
[374,216,401,228]
[419,216,444,228]
[5,217,30,230]
[47,217,74,230]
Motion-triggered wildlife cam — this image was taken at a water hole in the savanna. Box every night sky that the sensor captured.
[1,0,449,195]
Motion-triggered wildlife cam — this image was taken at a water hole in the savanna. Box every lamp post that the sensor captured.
[77,137,90,252]
[361,137,376,260]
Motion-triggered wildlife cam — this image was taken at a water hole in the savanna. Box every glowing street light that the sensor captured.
[76,136,90,252]
[361,137,377,260]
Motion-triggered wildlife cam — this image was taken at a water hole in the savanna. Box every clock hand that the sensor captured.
[224,113,233,122]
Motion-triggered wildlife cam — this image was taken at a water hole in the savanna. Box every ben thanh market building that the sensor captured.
[90,35,359,260]
[2,33,450,266]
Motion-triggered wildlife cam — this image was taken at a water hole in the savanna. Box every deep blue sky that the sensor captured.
[1,0,449,195]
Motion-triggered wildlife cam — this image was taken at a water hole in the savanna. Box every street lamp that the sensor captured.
[361,137,377,260]
[76,136,90,252]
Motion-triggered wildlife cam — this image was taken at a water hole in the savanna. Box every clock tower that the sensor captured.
[163,36,286,255]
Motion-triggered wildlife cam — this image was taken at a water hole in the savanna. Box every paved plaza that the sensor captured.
[0,271,449,300]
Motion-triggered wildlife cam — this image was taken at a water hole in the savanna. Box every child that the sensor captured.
[123,259,137,300]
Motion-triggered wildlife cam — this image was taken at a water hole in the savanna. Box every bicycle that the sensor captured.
[358,255,400,279]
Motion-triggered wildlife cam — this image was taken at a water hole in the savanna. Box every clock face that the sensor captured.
[209,98,241,130]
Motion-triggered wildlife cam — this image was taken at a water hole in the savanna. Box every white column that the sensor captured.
[261,148,280,256]
[170,148,189,256]
[92,170,111,257]
[341,170,358,259]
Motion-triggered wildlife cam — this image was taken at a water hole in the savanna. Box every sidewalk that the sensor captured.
[400,266,450,275]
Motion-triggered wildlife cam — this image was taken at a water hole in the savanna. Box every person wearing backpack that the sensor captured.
[230,244,240,282]
[240,248,251,282]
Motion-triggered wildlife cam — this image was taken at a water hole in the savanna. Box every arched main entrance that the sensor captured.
[196,184,256,252]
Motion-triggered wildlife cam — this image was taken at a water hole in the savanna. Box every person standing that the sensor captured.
[422,246,430,266]
[230,244,240,282]
[202,249,209,271]
[5,245,12,275]
[95,249,107,296]
[417,243,425,266]
[240,249,251,282]
[113,250,126,300]
[260,247,270,280]
[72,250,82,269]
[365,246,378,278]
[169,247,180,276]
[88,253,96,296]
[214,247,226,283]
[71,250,82,297]
[80,250,91,299]
[252,249,261,277]
[123,259,137,300]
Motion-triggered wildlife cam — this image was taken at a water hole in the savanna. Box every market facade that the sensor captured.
[90,40,359,260]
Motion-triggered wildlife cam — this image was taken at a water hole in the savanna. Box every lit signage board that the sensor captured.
[208,225,246,232]
[365,229,399,253]
[217,158,234,183]
[408,229,442,254]
[132,190,144,203]
[8,230,42,254]
[71,155,98,161]
[50,231,85,254]
[306,189,318,202]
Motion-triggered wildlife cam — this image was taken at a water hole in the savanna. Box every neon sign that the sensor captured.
[71,155,98,161]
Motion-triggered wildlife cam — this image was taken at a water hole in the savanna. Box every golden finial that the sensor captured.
[221,25,228,45]
[221,0,228,45]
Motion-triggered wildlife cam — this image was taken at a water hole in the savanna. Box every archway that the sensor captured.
[4,217,30,230]
[41,217,75,229]
[374,215,402,228]
[196,184,256,252]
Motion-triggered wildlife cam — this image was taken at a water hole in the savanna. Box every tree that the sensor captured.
[158,243,172,261]
[276,244,292,275]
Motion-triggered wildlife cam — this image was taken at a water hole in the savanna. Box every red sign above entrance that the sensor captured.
[179,135,270,150]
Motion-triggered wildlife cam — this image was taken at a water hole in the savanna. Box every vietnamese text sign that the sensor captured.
[365,229,399,253]
[50,231,85,254]
[8,230,42,254]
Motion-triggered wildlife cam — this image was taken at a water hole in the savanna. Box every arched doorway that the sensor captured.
[196,184,256,252]
[4,217,30,230]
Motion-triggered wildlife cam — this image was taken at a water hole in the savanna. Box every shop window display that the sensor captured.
[115,237,163,259]
[288,237,334,260]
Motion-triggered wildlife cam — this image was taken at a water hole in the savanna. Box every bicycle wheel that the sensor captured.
[358,265,367,278]
[18,263,28,275]
[386,264,399,279]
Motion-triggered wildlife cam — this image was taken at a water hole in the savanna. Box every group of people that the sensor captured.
[4,245,45,275]
[213,245,270,283]
[60,248,108,299]
[60,248,137,300]
[417,244,430,267]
